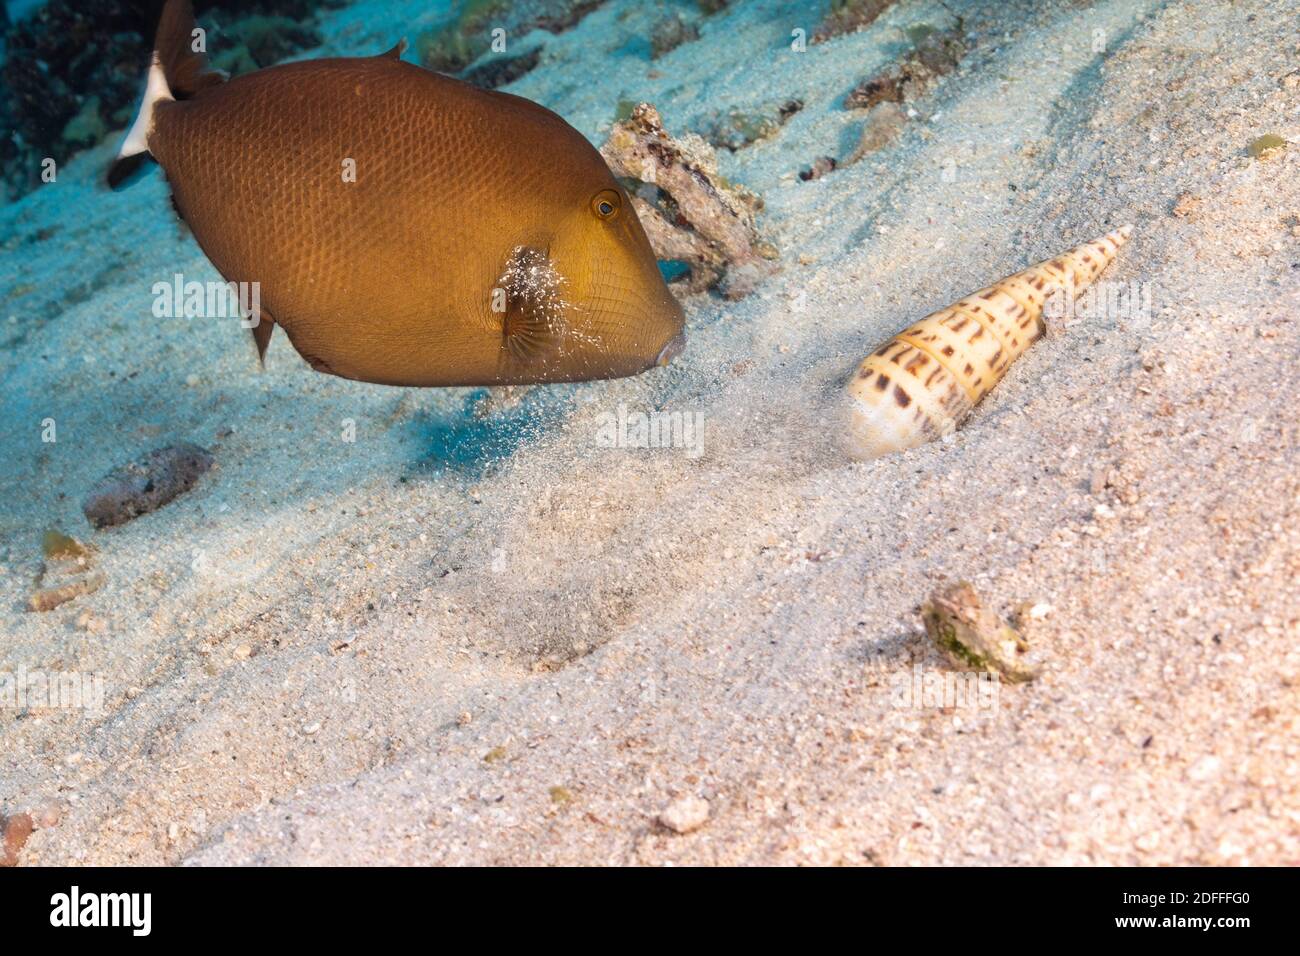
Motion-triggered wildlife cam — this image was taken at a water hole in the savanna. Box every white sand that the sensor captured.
[1,0,1297,865]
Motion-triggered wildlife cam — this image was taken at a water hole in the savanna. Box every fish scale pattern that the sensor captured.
[146,51,677,386]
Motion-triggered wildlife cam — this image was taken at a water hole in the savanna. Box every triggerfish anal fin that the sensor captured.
[250,308,276,368]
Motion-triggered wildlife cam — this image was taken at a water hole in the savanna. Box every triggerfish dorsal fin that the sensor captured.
[377,38,409,60]
[109,0,228,189]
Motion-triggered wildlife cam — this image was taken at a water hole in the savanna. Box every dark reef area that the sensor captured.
[0,0,342,201]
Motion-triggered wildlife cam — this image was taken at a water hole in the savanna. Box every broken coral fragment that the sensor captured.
[28,529,102,613]
[697,100,801,152]
[649,11,700,58]
[843,26,965,110]
[842,24,966,161]
[600,103,777,297]
[922,582,1038,682]
[28,573,105,613]
[417,0,602,75]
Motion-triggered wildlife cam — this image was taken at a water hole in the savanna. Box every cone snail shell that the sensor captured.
[844,225,1133,460]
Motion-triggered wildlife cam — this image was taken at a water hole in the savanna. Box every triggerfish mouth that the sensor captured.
[110,0,686,387]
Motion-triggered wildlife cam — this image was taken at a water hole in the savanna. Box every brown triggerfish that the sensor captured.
[109,0,686,386]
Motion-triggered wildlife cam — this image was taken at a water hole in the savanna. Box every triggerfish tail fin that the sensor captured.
[154,0,228,98]
[108,0,228,189]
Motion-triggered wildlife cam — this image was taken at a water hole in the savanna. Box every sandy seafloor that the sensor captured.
[1,0,1297,865]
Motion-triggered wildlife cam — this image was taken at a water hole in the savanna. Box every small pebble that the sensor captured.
[75,609,107,634]
[1028,603,1054,621]
[0,813,35,867]
[659,795,710,834]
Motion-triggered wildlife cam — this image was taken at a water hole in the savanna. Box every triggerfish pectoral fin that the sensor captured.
[499,245,566,363]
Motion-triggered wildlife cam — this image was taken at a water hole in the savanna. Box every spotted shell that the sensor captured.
[844,226,1133,460]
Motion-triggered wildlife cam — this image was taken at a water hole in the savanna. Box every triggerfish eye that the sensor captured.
[592,190,621,219]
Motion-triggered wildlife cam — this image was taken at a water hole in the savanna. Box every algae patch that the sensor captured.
[922,582,1038,682]
[1247,134,1287,159]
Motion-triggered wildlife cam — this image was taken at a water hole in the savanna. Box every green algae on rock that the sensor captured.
[922,582,1038,683]
[697,100,802,152]
[1247,133,1287,159]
